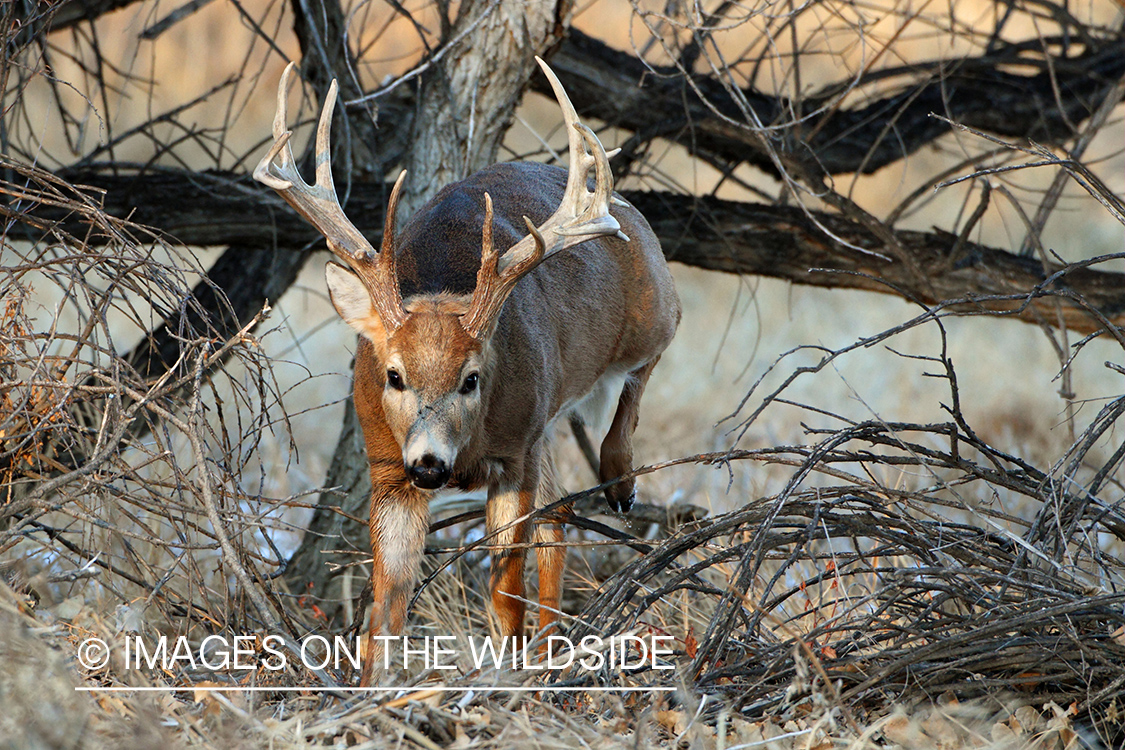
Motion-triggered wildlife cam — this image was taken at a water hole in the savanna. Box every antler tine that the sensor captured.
[272,64,291,142]
[254,62,406,331]
[367,171,408,332]
[536,57,625,241]
[314,78,338,192]
[253,64,298,190]
[382,170,406,256]
[554,123,622,238]
[493,58,624,271]
[461,193,546,339]
[535,58,589,193]
[480,192,496,269]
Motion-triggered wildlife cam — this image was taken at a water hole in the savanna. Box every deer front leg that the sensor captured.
[600,358,659,512]
[533,518,565,643]
[486,455,539,648]
[360,480,428,687]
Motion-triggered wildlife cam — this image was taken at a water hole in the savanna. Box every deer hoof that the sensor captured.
[605,483,635,513]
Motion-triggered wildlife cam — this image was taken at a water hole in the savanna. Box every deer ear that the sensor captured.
[326,262,388,344]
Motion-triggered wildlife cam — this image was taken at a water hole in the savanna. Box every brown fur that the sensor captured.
[250,64,671,685]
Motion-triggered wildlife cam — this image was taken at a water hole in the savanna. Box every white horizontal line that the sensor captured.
[75,686,675,693]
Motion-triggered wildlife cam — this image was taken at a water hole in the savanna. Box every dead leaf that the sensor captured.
[882,713,935,749]
[192,681,225,703]
[1010,705,1043,734]
[990,720,1017,744]
[655,709,686,735]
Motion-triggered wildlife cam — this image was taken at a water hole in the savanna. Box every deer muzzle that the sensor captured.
[407,452,451,490]
[402,413,458,490]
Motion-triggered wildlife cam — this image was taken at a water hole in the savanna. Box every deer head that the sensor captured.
[254,59,625,490]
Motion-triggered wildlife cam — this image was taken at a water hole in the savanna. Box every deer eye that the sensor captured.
[459,373,479,395]
[386,369,405,391]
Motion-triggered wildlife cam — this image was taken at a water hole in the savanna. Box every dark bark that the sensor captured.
[126,243,312,378]
[289,0,387,181]
[33,2,1124,182]
[51,170,334,379]
[33,0,141,33]
[42,18,1119,380]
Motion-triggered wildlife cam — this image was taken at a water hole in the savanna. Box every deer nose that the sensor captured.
[407,454,450,490]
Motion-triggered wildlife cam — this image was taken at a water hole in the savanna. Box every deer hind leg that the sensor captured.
[486,458,540,649]
[600,358,660,512]
[533,448,565,644]
[360,484,428,687]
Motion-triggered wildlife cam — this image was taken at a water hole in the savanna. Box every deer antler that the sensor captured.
[254,62,406,332]
[460,57,628,340]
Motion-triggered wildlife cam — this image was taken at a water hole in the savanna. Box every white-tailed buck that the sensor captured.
[255,59,680,685]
